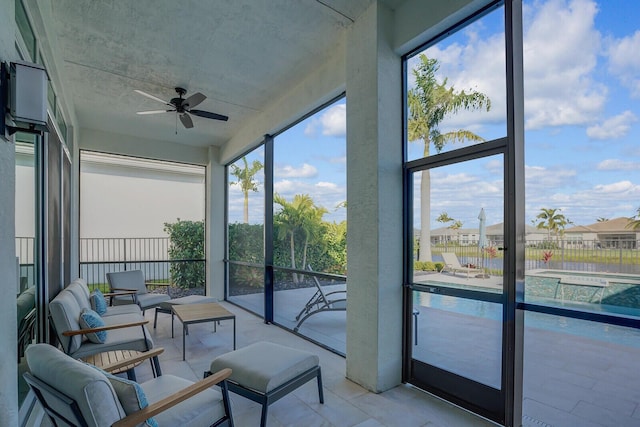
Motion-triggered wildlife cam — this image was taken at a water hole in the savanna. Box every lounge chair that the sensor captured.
[294,265,346,332]
[24,343,234,427]
[440,253,485,278]
[106,270,171,314]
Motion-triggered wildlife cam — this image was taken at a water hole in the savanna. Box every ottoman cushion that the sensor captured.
[210,341,319,393]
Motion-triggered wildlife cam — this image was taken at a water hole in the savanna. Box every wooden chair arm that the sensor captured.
[112,368,232,427]
[100,347,165,374]
[62,320,149,337]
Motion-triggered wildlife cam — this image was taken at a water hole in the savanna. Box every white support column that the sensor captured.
[345,2,403,392]
[0,0,19,424]
[206,146,226,300]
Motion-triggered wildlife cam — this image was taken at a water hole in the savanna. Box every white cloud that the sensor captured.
[525,179,640,225]
[525,165,577,188]
[597,158,640,171]
[522,0,605,129]
[304,104,346,137]
[593,180,637,194]
[409,0,607,134]
[274,163,317,178]
[587,111,637,139]
[607,30,640,98]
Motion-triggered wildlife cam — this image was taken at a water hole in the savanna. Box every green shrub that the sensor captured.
[164,219,205,289]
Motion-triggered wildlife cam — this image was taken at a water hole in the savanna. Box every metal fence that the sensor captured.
[16,237,35,289]
[80,237,171,285]
[16,236,640,289]
[431,238,640,275]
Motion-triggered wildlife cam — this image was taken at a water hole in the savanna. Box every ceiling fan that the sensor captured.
[134,87,228,129]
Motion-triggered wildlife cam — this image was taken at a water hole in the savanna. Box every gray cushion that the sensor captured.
[210,341,319,393]
[26,344,125,427]
[141,375,226,427]
[67,281,91,311]
[69,321,154,360]
[49,290,84,354]
[135,293,171,310]
[107,270,149,294]
[103,304,142,316]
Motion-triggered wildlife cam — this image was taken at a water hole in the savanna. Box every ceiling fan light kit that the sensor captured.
[135,87,228,130]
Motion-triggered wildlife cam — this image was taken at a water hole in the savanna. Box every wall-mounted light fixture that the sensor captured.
[1,60,50,141]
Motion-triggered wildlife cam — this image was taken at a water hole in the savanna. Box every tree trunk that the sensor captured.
[419,169,432,262]
[289,232,298,283]
[301,236,309,282]
[243,192,249,223]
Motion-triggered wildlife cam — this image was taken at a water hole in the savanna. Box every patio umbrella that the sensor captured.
[478,208,487,249]
[477,208,488,277]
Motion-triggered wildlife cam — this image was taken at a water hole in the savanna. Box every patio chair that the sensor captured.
[294,265,346,332]
[49,284,162,377]
[440,253,485,278]
[106,270,171,314]
[24,343,234,427]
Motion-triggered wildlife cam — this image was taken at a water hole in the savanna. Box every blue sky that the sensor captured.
[229,0,639,231]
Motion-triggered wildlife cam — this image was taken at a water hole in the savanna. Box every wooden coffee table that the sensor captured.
[171,302,236,360]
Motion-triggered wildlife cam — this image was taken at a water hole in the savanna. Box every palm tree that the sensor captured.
[626,207,640,230]
[596,217,609,222]
[274,194,327,284]
[408,54,491,261]
[535,208,570,242]
[230,157,263,223]
[436,212,462,244]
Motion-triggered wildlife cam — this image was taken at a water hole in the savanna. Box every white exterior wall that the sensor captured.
[79,154,205,238]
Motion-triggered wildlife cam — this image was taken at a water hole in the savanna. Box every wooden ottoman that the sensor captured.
[205,341,323,427]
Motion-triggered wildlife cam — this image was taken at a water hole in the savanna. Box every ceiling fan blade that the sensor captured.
[179,113,194,129]
[134,89,171,105]
[190,109,229,121]
[136,109,174,115]
[184,92,206,109]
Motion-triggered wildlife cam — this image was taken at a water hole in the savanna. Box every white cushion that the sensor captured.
[210,341,319,393]
[141,375,226,427]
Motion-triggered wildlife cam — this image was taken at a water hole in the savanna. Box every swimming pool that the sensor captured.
[415,274,640,349]
[525,270,640,314]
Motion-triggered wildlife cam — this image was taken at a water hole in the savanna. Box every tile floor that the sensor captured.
[136,301,497,427]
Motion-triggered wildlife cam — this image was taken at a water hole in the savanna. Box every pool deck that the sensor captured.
[227,272,640,427]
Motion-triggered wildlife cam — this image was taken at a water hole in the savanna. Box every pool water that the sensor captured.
[417,290,640,349]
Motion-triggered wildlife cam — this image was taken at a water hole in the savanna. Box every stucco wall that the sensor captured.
[1,0,19,424]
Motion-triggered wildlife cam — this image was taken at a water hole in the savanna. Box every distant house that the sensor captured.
[564,217,640,249]
[429,223,544,247]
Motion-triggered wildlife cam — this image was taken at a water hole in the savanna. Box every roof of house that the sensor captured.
[565,217,636,234]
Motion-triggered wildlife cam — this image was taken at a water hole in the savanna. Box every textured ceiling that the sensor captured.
[47,0,390,147]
